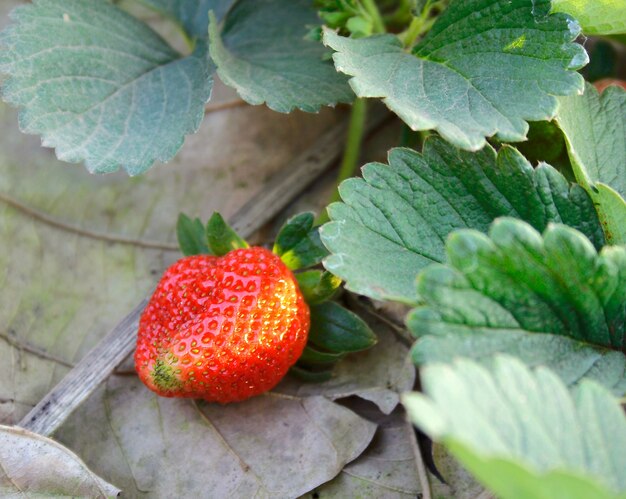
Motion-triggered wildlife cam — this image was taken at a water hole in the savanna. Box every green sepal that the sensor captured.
[289,365,334,382]
[273,212,328,270]
[309,301,377,353]
[298,346,345,365]
[176,213,212,256]
[206,212,249,256]
[296,270,342,305]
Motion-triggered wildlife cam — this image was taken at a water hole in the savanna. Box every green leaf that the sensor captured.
[176,213,211,256]
[298,345,345,365]
[404,356,626,499]
[289,366,334,382]
[320,138,604,302]
[296,270,342,305]
[323,0,586,151]
[208,0,354,113]
[411,330,626,396]
[206,212,248,256]
[595,184,626,245]
[309,301,377,353]
[557,83,625,195]
[552,0,626,35]
[446,446,626,499]
[273,212,328,270]
[139,0,234,39]
[556,83,626,244]
[0,0,212,175]
[412,218,626,351]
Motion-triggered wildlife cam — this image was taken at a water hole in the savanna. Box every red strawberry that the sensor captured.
[134,247,310,403]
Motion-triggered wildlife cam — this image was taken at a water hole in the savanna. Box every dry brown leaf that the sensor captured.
[0,425,120,497]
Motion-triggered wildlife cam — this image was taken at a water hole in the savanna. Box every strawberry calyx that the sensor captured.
[151,359,183,393]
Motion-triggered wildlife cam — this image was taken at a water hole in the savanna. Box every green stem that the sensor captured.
[317,98,368,225]
[402,16,424,48]
[360,0,386,33]
[401,0,444,48]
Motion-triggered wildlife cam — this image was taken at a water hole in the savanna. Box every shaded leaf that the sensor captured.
[309,301,378,353]
[412,218,626,351]
[58,377,376,498]
[0,425,120,497]
[209,0,354,113]
[306,408,422,498]
[289,365,334,382]
[411,330,626,396]
[298,345,345,365]
[514,120,567,166]
[296,270,342,305]
[321,138,604,302]
[206,211,248,256]
[176,213,210,256]
[557,83,626,243]
[552,0,626,35]
[404,356,626,499]
[0,0,212,175]
[274,212,327,270]
[323,0,586,150]
[139,0,234,39]
[430,442,485,499]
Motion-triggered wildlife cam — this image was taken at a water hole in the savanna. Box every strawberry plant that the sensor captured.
[1,0,625,497]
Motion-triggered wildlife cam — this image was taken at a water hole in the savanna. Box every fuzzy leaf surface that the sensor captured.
[321,138,604,302]
[412,330,626,396]
[323,0,586,150]
[404,356,626,499]
[0,425,120,498]
[209,0,353,113]
[557,83,626,243]
[552,0,626,35]
[412,219,626,351]
[0,0,212,174]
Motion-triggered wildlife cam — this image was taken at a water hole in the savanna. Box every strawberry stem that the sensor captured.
[317,97,368,224]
